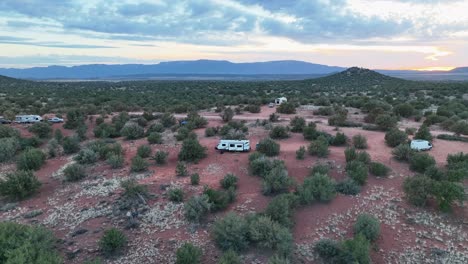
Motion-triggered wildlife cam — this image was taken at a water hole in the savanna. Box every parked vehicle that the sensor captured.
[410,140,432,151]
[268,102,275,108]
[275,97,287,105]
[0,116,12,124]
[48,117,64,123]
[15,115,43,124]
[215,140,250,153]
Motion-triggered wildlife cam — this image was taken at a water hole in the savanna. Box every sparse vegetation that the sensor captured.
[99,228,127,257]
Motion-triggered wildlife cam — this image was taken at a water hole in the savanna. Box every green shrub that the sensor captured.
[0,125,19,138]
[290,116,306,132]
[0,222,62,264]
[385,128,408,147]
[310,163,330,175]
[154,150,169,165]
[431,180,465,211]
[178,137,207,162]
[352,134,368,149]
[356,151,371,165]
[121,179,149,201]
[409,152,435,173]
[175,127,196,141]
[437,134,468,142]
[344,147,357,162]
[249,156,275,177]
[264,193,297,228]
[415,124,432,141]
[62,136,81,154]
[245,104,261,113]
[28,122,52,138]
[270,126,289,139]
[168,188,184,202]
[107,154,124,169]
[176,162,188,176]
[297,173,336,204]
[314,239,342,262]
[295,146,306,160]
[221,107,235,122]
[94,123,119,138]
[176,243,202,264]
[17,148,46,171]
[346,161,368,185]
[219,249,241,264]
[392,144,413,161]
[64,164,86,182]
[147,123,165,134]
[18,136,42,150]
[64,109,85,129]
[354,214,380,241]
[161,113,177,127]
[191,173,200,185]
[0,170,41,200]
[262,166,293,195]
[205,127,218,137]
[341,234,371,264]
[99,228,127,257]
[0,137,19,162]
[403,175,432,206]
[248,216,293,257]
[369,162,390,177]
[394,103,414,118]
[184,194,211,223]
[220,174,238,190]
[331,132,347,146]
[130,155,148,172]
[302,124,318,140]
[268,255,291,264]
[336,178,361,195]
[121,123,145,140]
[257,138,280,157]
[204,188,234,211]
[276,101,296,114]
[308,136,329,157]
[136,144,152,158]
[147,132,163,144]
[47,138,60,158]
[375,114,397,131]
[74,148,98,164]
[76,124,88,141]
[213,212,249,252]
[269,113,280,122]
[136,116,148,127]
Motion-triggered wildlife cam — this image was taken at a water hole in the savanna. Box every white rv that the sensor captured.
[15,115,43,124]
[410,140,432,151]
[215,140,250,153]
[275,97,287,105]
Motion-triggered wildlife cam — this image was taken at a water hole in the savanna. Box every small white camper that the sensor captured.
[410,140,432,151]
[215,140,250,153]
[275,97,287,105]
[15,115,43,124]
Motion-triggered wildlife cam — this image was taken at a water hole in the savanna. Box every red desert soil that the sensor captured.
[1,105,467,264]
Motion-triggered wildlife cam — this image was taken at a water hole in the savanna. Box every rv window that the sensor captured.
[237,145,242,148]
[221,144,226,146]
[230,144,235,147]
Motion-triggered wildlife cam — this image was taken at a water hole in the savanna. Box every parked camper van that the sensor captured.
[15,115,43,124]
[215,140,250,153]
[410,140,432,151]
[275,97,287,105]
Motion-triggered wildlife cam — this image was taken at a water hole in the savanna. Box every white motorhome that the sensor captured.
[410,140,432,151]
[275,97,287,105]
[215,140,250,152]
[15,115,43,124]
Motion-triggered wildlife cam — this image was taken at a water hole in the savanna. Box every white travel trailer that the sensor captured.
[275,97,287,105]
[15,115,43,124]
[410,140,432,151]
[215,140,250,152]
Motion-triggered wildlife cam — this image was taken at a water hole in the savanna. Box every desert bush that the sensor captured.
[29,122,52,138]
[176,162,188,176]
[336,178,361,195]
[47,138,60,158]
[204,187,235,211]
[221,107,235,122]
[375,114,397,131]
[136,145,152,158]
[94,123,119,138]
[394,103,414,118]
[147,132,163,144]
[310,163,330,175]
[415,124,432,141]
[385,128,408,147]
[297,173,336,204]
[184,194,211,223]
[99,228,127,257]
[276,102,296,114]
[130,155,148,172]
[290,116,306,132]
[168,188,184,202]
[269,126,289,139]
[147,123,165,134]
[191,173,200,185]
[296,146,306,160]
[64,109,85,129]
[213,212,249,252]
[0,125,19,138]
[64,164,86,182]
[314,239,342,262]
[257,138,280,156]
[403,175,433,206]
[369,162,390,177]
[161,113,177,128]
[352,134,368,149]
[405,127,416,135]
[175,127,196,141]
[178,137,207,162]
[262,166,293,195]
[249,156,274,177]
[355,151,371,165]
[76,124,88,141]
[248,215,293,257]
[308,136,329,157]
[136,116,148,127]
[75,148,98,164]
[0,137,19,162]
[185,111,208,129]
[95,116,104,125]
[424,166,446,181]
[121,123,145,140]
[0,222,62,263]
[62,136,81,154]
[245,104,261,113]
[268,255,291,264]
[354,214,380,241]
[107,154,124,169]
[409,152,435,173]
[264,193,297,228]
[302,124,318,140]
[346,161,368,185]
[176,243,202,264]
[392,144,413,161]
[432,180,465,211]
[0,170,41,200]
[269,113,280,122]
[18,136,42,150]
[341,234,371,264]
[344,147,357,162]
[219,250,241,264]
[331,132,348,146]
[205,127,218,137]
[17,148,46,171]
[220,174,238,190]
[154,150,169,165]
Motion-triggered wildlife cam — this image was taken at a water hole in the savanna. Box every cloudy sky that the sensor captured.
[0,0,467,69]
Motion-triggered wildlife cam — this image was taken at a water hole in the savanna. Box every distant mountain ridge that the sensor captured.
[0,60,345,79]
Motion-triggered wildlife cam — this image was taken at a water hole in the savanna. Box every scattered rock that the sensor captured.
[23,209,43,219]
[71,228,88,237]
